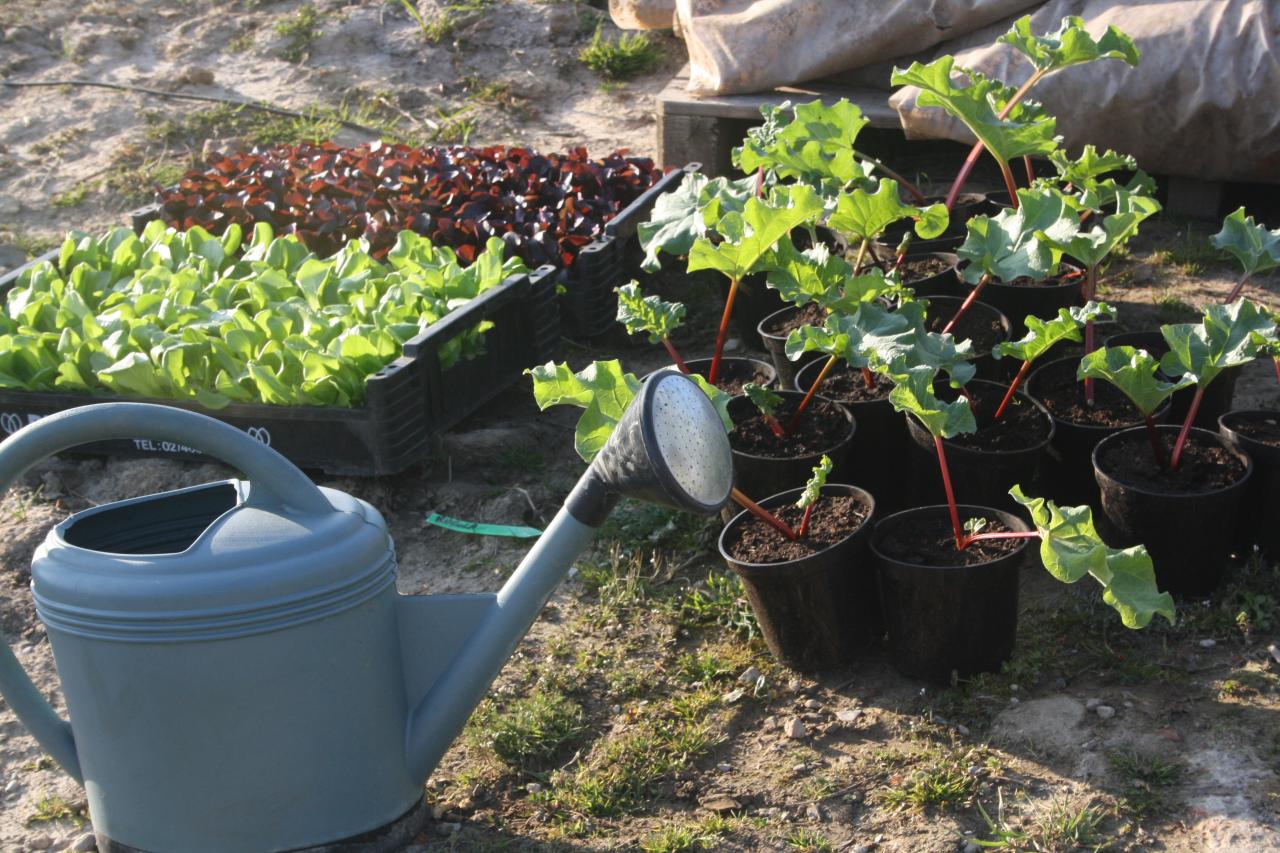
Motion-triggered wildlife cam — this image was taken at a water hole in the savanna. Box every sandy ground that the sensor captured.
[0,2,1278,852]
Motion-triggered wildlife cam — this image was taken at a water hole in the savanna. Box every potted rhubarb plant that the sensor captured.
[719,455,882,670]
[1087,301,1275,594]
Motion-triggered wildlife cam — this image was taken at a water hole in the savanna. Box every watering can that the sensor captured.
[0,370,732,853]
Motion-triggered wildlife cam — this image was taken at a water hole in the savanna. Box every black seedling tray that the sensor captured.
[0,254,559,475]
[556,162,700,337]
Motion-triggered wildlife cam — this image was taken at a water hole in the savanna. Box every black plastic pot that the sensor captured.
[720,484,880,671]
[1105,330,1239,429]
[1093,425,1253,597]
[1219,410,1280,556]
[871,504,1029,684]
[726,392,856,515]
[905,380,1055,515]
[924,296,1011,380]
[1026,354,1171,511]
[680,356,777,394]
[958,264,1084,337]
[758,304,826,389]
[881,193,992,254]
[725,273,787,351]
[794,359,909,514]
[900,252,960,299]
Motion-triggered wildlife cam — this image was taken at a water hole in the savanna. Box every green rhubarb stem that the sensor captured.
[1226,272,1250,303]
[1169,385,1207,471]
[943,69,1046,210]
[933,434,965,550]
[708,277,739,385]
[1145,414,1169,469]
[995,360,1032,420]
[732,487,797,541]
[788,355,838,433]
[942,273,991,335]
[798,502,815,539]
[661,338,689,373]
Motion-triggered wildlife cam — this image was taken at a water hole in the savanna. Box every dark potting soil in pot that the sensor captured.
[1003,267,1084,288]
[938,384,1052,452]
[1030,357,1145,427]
[813,365,894,403]
[924,302,1004,355]
[901,256,953,283]
[723,495,870,563]
[1226,413,1280,445]
[763,302,827,336]
[1098,431,1246,493]
[693,361,774,397]
[731,398,849,457]
[875,515,1022,567]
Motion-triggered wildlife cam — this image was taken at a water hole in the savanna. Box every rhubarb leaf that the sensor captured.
[737,99,876,192]
[993,301,1116,362]
[1009,485,1173,628]
[1047,145,1138,189]
[957,188,1077,284]
[1035,190,1160,269]
[998,15,1140,73]
[1076,345,1192,416]
[1159,300,1275,387]
[764,236,855,309]
[527,359,641,462]
[687,184,825,281]
[1211,207,1280,281]
[637,173,757,272]
[785,300,914,370]
[828,178,949,243]
[615,281,685,344]
[796,454,833,509]
[887,364,976,439]
[744,382,783,419]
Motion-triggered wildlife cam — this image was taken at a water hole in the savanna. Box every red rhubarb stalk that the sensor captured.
[754,165,765,198]
[732,487,797,540]
[1083,265,1099,404]
[933,435,965,549]
[1022,155,1035,187]
[998,159,1021,210]
[1226,273,1250,303]
[707,277,740,385]
[788,354,838,433]
[661,338,689,374]
[942,274,991,335]
[1169,385,1207,471]
[1274,358,1280,386]
[797,503,815,538]
[861,366,876,391]
[1144,415,1169,469]
[995,360,1033,420]
[763,414,786,438]
[943,69,1047,211]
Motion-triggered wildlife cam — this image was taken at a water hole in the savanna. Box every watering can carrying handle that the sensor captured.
[0,403,334,783]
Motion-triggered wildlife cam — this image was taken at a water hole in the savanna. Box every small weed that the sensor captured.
[579,24,664,80]
[1149,226,1231,275]
[417,0,492,44]
[51,183,89,208]
[275,3,323,63]
[28,793,82,826]
[676,571,758,640]
[785,828,833,852]
[1156,290,1199,324]
[1107,747,1183,816]
[226,31,256,53]
[641,816,731,852]
[29,127,80,158]
[9,485,43,522]
[469,688,586,771]
[104,158,188,206]
[19,755,54,772]
[431,105,478,144]
[876,740,985,812]
[977,789,1110,851]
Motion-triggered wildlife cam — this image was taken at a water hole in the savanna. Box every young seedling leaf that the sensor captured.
[887,365,977,439]
[992,302,1116,362]
[1159,299,1275,386]
[737,99,876,193]
[615,281,685,344]
[1076,346,1191,416]
[827,178,949,243]
[957,188,1078,284]
[1047,145,1138,190]
[1211,207,1280,281]
[998,15,1140,73]
[963,517,989,536]
[764,236,855,309]
[796,454,833,509]
[744,382,783,419]
[1009,485,1174,628]
[687,184,825,281]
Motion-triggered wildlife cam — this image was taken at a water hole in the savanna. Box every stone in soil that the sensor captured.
[783,717,806,738]
[1095,705,1116,719]
[722,494,870,564]
[738,666,761,683]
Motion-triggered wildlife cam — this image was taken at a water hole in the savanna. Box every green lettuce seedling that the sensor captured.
[1211,207,1280,303]
[1009,486,1174,628]
[991,301,1116,418]
[615,282,689,373]
[1076,345,1191,469]
[743,382,786,438]
[795,454,833,538]
[687,184,825,384]
[1159,300,1276,469]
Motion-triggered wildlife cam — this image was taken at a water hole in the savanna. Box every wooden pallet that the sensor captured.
[656,65,899,176]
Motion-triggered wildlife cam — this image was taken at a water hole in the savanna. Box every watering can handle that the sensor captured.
[0,403,333,783]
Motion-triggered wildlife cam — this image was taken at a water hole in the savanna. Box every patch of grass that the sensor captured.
[51,182,90,209]
[274,3,323,63]
[977,790,1110,852]
[431,104,479,144]
[1107,747,1183,816]
[0,231,59,262]
[18,755,54,773]
[1156,290,1200,324]
[468,688,587,770]
[29,127,80,157]
[103,158,188,206]
[1148,226,1231,275]
[676,571,758,639]
[578,24,663,80]
[417,0,493,44]
[142,100,412,152]
[784,828,833,852]
[226,31,256,53]
[875,740,985,812]
[28,793,83,826]
[641,816,731,852]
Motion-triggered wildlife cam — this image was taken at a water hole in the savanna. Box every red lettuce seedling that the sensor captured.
[922,15,1140,208]
[743,382,787,439]
[1210,207,1280,303]
[1159,300,1277,469]
[1076,345,1191,468]
[687,185,825,384]
[991,301,1116,418]
[615,281,689,372]
[1034,188,1160,400]
[944,187,1079,333]
[795,454,833,538]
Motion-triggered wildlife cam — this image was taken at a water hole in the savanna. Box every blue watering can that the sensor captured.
[0,370,733,853]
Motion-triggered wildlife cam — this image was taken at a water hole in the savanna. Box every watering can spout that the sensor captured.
[402,369,734,783]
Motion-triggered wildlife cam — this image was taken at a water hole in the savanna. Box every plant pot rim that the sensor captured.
[869,503,1032,570]
[922,295,1012,357]
[757,303,816,343]
[719,483,876,571]
[644,357,778,387]
[1026,353,1170,433]
[958,260,1084,291]
[1218,410,1280,453]
[792,358,894,405]
[728,391,856,462]
[1219,409,1280,431]
[912,378,1056,457]
[1092,425,1254,498]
